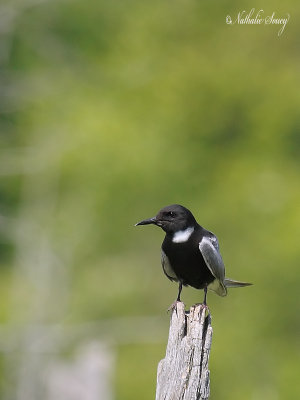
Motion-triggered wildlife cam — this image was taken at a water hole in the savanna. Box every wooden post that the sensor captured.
[156,302,212,400]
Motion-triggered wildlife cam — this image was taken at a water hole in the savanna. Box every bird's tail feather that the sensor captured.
[224,278,252,288]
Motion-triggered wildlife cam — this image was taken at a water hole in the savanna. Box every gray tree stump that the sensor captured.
[156,302,212,400]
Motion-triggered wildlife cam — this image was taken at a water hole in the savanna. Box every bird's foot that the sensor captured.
[193,302,210,316]
[167,300,183,314]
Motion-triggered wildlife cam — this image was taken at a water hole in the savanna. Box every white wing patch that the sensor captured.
[199,236,227,296]
[199,236,225,282]
[161,250,178,281]
[208,234,219,250]
[172,227,194,243]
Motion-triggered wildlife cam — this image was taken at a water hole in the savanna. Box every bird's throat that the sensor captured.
[172,227,195,243]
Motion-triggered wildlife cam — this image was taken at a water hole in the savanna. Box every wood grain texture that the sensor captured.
[156,302,212,400]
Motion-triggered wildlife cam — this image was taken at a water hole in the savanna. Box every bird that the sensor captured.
[135,204,252,306]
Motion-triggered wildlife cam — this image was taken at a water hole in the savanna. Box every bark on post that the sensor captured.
[156,302,212,400]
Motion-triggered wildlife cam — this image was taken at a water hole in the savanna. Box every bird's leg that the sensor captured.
[203,286,208,305]
[197,285,210,315]
[194,286,209,315]
[167,282,183,313]
[177,282,183,302]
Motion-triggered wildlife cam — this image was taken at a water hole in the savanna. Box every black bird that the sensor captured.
[136,204,252,305]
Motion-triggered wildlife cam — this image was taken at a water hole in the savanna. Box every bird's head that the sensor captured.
[135,204,197,234]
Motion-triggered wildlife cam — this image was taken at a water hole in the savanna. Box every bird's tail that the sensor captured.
[224,278,252,288]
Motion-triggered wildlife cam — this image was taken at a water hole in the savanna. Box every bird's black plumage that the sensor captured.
[161,226,215,289]
[136,204,251,304]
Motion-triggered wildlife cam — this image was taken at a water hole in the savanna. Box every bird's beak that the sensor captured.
[135,217,157,226]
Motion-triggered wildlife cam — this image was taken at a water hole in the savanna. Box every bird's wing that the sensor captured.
[161,250,178,282]
[199,236,227,296]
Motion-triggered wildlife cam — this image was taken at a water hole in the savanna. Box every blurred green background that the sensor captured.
[0,0,299,399]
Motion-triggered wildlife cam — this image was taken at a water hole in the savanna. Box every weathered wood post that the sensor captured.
[156,302,212,400]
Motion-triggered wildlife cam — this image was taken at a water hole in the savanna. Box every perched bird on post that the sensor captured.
[136,204,252,305]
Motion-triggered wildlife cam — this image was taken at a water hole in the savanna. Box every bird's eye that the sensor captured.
[168,211,176,217]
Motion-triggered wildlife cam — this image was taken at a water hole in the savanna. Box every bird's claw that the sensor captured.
[192,302,210,316]
[167,300,183,314]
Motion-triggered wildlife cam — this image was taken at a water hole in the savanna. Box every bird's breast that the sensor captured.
[161,235,215,289]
